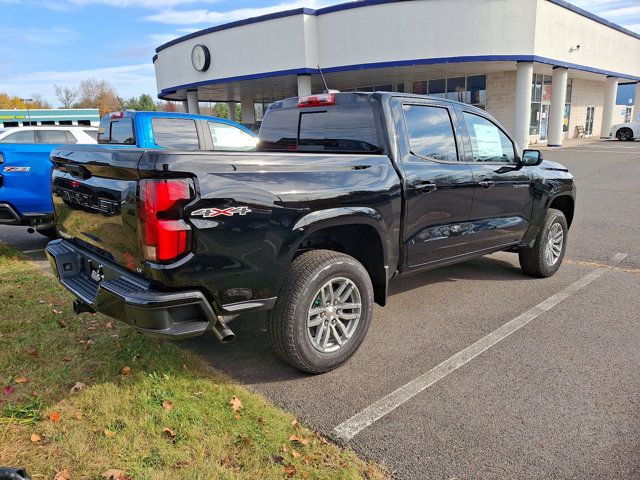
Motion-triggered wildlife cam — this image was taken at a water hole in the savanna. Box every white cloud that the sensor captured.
[0,63,157,107]
[144,0,335,25]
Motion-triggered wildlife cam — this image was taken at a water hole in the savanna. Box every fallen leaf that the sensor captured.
[270,455,284,465]
[14,376,28,384]
[291,449,301,458]
[103,429,117,438]
[74,411,83,421]
[162,400,173,411]
[63,357,72,362]
[283,464,297,477]
[53,469,71,480]
[49,412,61,422]
[105,321,114,329]
[38,299,46,304]
[27,347,38,357]
[257,416,265,424]
[56,318,68,328]
[163,427,176,440]
[30,433,41,442]
[3,386,15,396]
[291,418,299,427]
[289,434,311,446]
[52,308,63,314]
[121,366,131,375]
[102,469,131,480]
[70,382,86,394]
[230,396,243,413]
[302,455,313,465]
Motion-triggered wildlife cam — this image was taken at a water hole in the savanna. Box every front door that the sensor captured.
[395,100,476,268]
[458,108,534,251]
[585,106,595,136]
[539,104,550,141]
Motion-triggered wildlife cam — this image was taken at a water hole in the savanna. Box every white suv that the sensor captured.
[0,126,97,144]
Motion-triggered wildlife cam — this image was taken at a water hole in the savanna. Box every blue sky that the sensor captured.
[0,0,639,107]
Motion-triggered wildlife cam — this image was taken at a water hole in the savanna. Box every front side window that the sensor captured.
[0,130,36,143]
[208,122,257,151]
[463,112,515,163]
[402,104,458,162]
[38,130,75,144]
[152,118,199,149]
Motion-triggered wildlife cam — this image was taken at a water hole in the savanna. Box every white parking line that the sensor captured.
[333,252,628,441]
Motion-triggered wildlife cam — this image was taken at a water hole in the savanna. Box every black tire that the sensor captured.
[37,226,58,239]
[616,128,634,141]
[267,249,374,374]
[519,208,568,278]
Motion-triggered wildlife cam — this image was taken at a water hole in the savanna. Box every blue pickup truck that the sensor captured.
[0,111,257,238]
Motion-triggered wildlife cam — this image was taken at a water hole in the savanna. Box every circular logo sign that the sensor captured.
[191,44,210,72]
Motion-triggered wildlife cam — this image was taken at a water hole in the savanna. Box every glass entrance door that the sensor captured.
[539,104,550,141]
[585,106,595,136]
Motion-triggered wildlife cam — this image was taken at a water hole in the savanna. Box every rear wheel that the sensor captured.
[616,128,634,141]
[519,208,568,278]
[267,249,373,374]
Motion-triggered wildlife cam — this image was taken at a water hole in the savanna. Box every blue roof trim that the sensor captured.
[154,0,640,54]
[547,0,640,41]
[157,54,640,99]
[152,54,158,63]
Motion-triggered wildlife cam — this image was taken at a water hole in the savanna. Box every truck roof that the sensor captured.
[103,110,246,129]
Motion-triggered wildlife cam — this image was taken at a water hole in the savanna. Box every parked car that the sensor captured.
[0,126,97,237]
[1,112,256,237]
[609,121,639,141]
[45,92,575,373]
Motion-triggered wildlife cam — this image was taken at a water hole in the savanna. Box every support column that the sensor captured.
[547,67,568,147]
[297,74,312,96]
[240,92,255,126]
[633,83,640,122]
[514,62,534,150]
[227,102,237,122]
[600,76,618,138]
[186,90,200,115]
[181,100,188,113]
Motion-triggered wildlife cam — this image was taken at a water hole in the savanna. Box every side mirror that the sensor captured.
[521,149,544,166]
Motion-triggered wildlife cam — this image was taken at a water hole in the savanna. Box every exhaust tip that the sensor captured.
[219,332,235,343]
[212,316,235,343]
[27,227,35,234]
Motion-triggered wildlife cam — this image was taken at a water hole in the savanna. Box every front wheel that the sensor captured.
[519,208,568,278]
[616,128,634,141]
[267,249,373,374]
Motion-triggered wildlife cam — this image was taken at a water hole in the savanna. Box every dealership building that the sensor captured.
[153,0,640,148]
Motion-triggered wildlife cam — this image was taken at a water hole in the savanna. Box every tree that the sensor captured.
[212,102,229,119]
[54,85,78,109]
[156,100,177,112]
[0,93,26,109]
[30,94,51,109]
[137,94,156,111]
[75,77,121,116]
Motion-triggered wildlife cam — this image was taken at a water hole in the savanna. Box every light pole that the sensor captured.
[20,97,33,126]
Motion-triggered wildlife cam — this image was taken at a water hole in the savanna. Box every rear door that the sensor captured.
[458,108,534,250]
[393,98,475,268]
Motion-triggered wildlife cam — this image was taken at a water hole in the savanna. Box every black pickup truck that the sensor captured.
[46,92,575,373]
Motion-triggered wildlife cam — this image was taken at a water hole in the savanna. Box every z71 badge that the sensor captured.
[3,166,30,172]
[191,206,252,218]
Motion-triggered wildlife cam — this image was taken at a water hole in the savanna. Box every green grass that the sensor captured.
[0,243,386,480]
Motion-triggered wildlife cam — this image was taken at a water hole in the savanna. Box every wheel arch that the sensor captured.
[548,194,575,228]
[287,207,391,306]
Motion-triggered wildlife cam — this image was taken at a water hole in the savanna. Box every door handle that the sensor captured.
[415,182,437,193]
[478,180,495,189]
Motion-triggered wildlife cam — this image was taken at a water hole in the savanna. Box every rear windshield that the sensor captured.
[259,95,382,153]
[97,117,135,145]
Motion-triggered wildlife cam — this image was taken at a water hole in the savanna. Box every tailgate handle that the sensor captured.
[65,164,91,179]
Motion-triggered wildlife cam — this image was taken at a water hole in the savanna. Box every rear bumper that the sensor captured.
[45,239,218,339]
[0,202,54,229]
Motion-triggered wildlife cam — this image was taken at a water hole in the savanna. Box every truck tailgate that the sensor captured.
[51,146,149,271]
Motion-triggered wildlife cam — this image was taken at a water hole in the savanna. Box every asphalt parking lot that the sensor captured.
[1,140,638,479]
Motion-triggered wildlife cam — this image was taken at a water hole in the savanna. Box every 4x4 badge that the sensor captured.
[191,206,252,218]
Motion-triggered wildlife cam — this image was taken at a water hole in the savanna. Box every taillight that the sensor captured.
[110,111,124,119]
[138,178,193,262]
[298,93,335,108]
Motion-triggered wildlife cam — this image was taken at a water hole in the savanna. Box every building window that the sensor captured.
[530,75,573,136]
[411,76,486,108]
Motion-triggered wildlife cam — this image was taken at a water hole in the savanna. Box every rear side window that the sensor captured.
[463,112,515,163]
[0,130,36,143]
[402,104,458,162]
[260,99,381,153]
[152,118,199,149]
[98,117,135,145]
[38,130,76,144]
[208,122,257,151]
